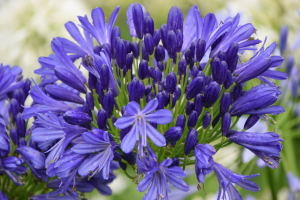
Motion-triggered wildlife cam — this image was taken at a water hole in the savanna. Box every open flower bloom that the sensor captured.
[114,99,172,153]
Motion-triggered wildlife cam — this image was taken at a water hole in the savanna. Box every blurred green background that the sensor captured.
[1,0,300,199]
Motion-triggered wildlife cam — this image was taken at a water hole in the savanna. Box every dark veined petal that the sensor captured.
[137,172,155,192]
[165,173,190,192]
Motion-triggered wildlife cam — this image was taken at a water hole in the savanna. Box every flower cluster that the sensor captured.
[1,2,287,200]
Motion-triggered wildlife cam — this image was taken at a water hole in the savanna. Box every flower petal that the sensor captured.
[144,109,173,124]
[141,99,158,114]
[114,116,135,129]
[126,101,141,115]
[121,124,137,153]
[145,123,166,147]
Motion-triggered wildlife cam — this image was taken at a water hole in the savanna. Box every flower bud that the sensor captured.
[144,16,154,36]
[94,45,101,55]
[63,110,92,125]
[45,84,84,104]
[103,90,114,118]
[10,126,19,146]
[205,75,212,86]
[184,49,193,66]
[23,78,31,98]
[153,29,161,46]
[191,65,199,79]
[138,60,149,80]
[144,33,154,55]
[16,113,26,138]
[160,24,168,49]
[138,81,145,99]
[176,114,186,130]
[128,78,140,102]
[144,85,152,96]
[226,42,239,73]
[176,29,183,52]
[223,70,232,90]
[132,42,139,59]
[146,92,154,103]
[88,72,97,91]
[162,91,170,107]
[156,92,165,110]
[164,126,182,142]
[220,92,230,116]
[165,72,177,94]
[186,101,194,116]
[170,158,180,167]
[0,134,10,157]
[286,56,294,76]
[126,53,134,71]
[175,87,181,98]
[212,114,220,128]
[142,42,149,61]
[126,41,132,54]
[116,39,127,69]
[222,112,231,136]
[280,25,288,55]
[54,67,87,94]
[184,128,198,156]
[203,111,211,129]
[99,64,110,90]
[177,59,187,76]
[167,30,177,59]
[211,32,226,51]
[101,43,111,58]
[231,84,243,102]
[111,26,121,59]
[85,92,94,110]
[196,39,206,62]
[244,115,260,130]
[114,151,122,162]
[211,58,228,85]
[13,89,25,106]
[150,66,162,83]
[96,81,104,105]
[97,109,108,130]
[154,44,165,62]
[156,61,164,72]
[217,51,227,61]
[123,152,136,165]
[10,98,20,120]
[186,76,205,100]
[132,3,144,39]
[188,111,198,129]
[203,81,220,108]
[194,94,203,115]
[167,6,183,32]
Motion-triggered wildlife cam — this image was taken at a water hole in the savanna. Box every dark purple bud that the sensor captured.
[144,33,154,55]
[160,24,168,49]
[138,60,149,80]
[203,111,211,129]
[244,115,260,130]
[16,113,26,138]
[212,115,220,128]
[158,84,163,92]
[112,116,117,124]
[178,59,187,76]
[86,92,94,110]
[164,126,182,142]
[63,110,91,125]
[186,76,205,100]
[101,43,111,58]
[176,114,186,130]
[146,92,154,103]
[220,92,230,116]
[165,72,177,94]
[126,53,134,70]
[132,42,139,59]
[120,126,131,141]
[138,81,145,99]
[119,161,127,170]
[116,39,127,69]
[205,75,212,86]
[286,56,294,76]
[13,89,25,106]
[222,112,231,136]
[45,84,84,104]
[188,111,198,129]
[94,45,101,55]
[189,41,196,56]
[184,128,198,156]
[97,109,108,130]
[194,94,203,115]
[123,152,136,165]
[23,79,31,98]
[191,65,199,78]
[144,85,152,96]
[223,70,232,90]
[126,41,133,54]
[96,81,104,105]
[144,16,154,36]
[162,91,170,107]
[197,71,205,81]
[157,61,164,71]
[114,151,122,162]
[155,44,165,62]
[142,41,149,61]
[176,29,183,52]
[175,87,181,99]
[111,26,121,59]
[196,39,206,62]
[10,126,19,146]
[170,158,180,167]
[54,67,86,94]
[226,42,239,73]
[167,6,183,32]
[153,29,161,46]
[280,25,288,55]
[217,51,227,61]
[203,81,220,108]
[167,30,177,59]
[88,72,97,91]
[150,66,162,83]
[156,92,165,110]
[231,84,243,102]
[185,49,193,66]
[186,101,194,116]
[211,58,228,85]
[211,32,226,51]
[132,3,144,39]
[103,90,114,118]
[100,64,110,90]
[10,98,20,119]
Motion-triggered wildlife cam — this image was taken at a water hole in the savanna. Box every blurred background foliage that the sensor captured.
[0,0,300,199]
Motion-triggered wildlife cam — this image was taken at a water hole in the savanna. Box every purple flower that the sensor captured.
[214,162,260,200]
[227,131,283,169]
[194,143,216,185]
[0,156,27,186]
[280,25,288,55]
[137,158,190,199]
[114,99,172,154]
[287,172,300,199]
